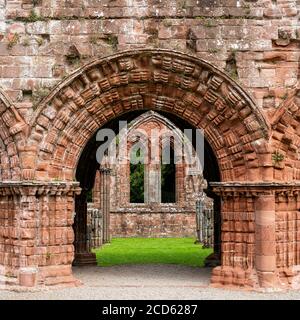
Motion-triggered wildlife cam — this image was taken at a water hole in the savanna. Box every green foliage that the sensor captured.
[93,238,213,267]
[27,10,43,23]
[105,35,118,51]
[87,190,93,203]
[130,162,144,203]
[89,35,100,44]
[225,51,239,80]
[32,87,50,104]
[130,148,145,203]
[161,162,172,186]
[22,37,30,47]
[208,48,219,54]
[203,19,215,28]
[36,37,44,46]
[272,150,284,163]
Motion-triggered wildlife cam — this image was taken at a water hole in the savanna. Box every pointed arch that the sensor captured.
[123,110,199,204]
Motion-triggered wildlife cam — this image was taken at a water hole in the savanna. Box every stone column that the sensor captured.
[210,182,259,288]
[73,191,97,266]
[145,163,161,203]
[100,167,111,243]
[93,170,101,207]
[210,182,286,289]
[176,163,185,205]
[255,192,278,288]
[0,181,81,287]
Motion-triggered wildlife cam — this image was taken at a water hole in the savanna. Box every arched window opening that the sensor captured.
[161,147,176,203]
[130,148,145,203]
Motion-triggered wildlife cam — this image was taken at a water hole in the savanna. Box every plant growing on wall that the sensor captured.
[104,35,118,51]
[272,150,285,166]
[7,33,19,50]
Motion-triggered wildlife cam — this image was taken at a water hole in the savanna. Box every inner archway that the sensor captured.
[73,109,221,268]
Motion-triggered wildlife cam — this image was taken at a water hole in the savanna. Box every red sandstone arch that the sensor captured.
[271,89,300,180]
[3,50,298,290]
[26,49,270,183]
[0,88,27,180]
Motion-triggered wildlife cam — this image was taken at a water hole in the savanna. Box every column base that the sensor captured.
[210,266,259,289]
[0,265,81,290]
[277,267,300,290]
[73,252,97,266]
[205,252,221,267]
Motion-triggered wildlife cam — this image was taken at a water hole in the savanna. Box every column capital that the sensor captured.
[0,181,81,196]
[210,181,300,198]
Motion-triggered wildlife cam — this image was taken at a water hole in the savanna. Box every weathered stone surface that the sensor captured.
[0,0,299,291]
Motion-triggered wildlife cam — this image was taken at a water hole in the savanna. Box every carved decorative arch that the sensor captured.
[271,89,300,180]
[0,88,27,180]
[27,49,270,182]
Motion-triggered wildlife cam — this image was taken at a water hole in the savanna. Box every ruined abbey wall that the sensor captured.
[0,0,298,120]
[1,0,300,289]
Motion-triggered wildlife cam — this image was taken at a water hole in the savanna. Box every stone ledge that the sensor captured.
[111,206,195,213]
[210,181,300,187]
[0,181,81,196]
[210,181,300,196]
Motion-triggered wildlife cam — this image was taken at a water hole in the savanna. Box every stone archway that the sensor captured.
[271,89,300,180]
[0,89,27,181]
[75,110,218,258]
[2,49,297,290]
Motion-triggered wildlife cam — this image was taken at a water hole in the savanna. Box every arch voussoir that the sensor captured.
[271,90,300,181]
[0,89,28,181]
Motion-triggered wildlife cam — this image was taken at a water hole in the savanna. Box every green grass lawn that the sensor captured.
[93,238,213,267]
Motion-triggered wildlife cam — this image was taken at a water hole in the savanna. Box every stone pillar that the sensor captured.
[176,163,185,205]
[118,163,129,206]
[210,182,294,290]
[145,163,161,203]
[93,170,101,207]
[255,192,278,288]
[73,191,97,266]
[210,182,259,288]
[0,181,81,287]
[100,167,111,243]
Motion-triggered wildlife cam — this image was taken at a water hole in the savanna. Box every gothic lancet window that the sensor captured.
[161,146,176,203]
[130,148,145,203]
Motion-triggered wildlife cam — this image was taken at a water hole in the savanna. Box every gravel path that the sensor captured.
[1,265,300,300]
